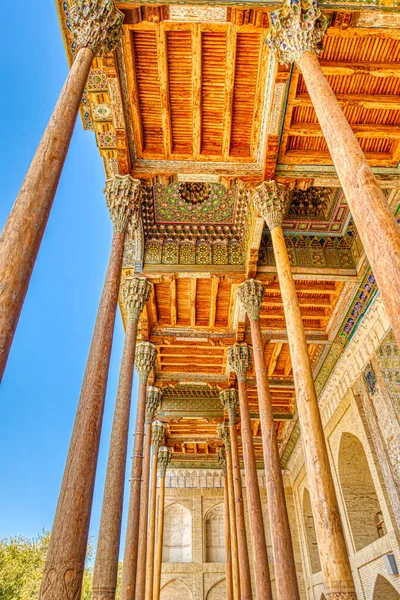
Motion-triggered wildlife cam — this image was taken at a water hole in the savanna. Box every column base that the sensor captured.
[92,588,116,600]
[327,595,357,600]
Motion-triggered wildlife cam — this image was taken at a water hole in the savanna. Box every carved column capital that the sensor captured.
[158,446,172,478]
[217,423,231,452]
[151,420,165,452]
[220,388,239,426]
[69,0,124,56]
[237,279,265,321]
[251,180,290,231]
[227,344,253,383]
[104,175,141,234]
[120,276,152,323]
[217,447,227,476]
[266,0,328,66]
[145,386,162,424]
[135,342,157,384]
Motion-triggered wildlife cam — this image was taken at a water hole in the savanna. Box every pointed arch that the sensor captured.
[206,578,227,599]
[205,503,225,563]
[372,574,400,599]
[162,503,192,563]
[160,578,193,600]
[338,432,384,551]
[302,488,321,574]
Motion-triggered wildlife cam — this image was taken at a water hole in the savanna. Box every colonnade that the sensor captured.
[0,0,399,599]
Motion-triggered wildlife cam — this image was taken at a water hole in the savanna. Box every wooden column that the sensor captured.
[217,448,233,600]
[0,2,124,382]
[39,177,138,599]
[218,424,240,600]
[227,345,273,600]
[135,387,162,600]
[267,0,400,349]
[153,447,172,600]
[145,421,166,600]
[220,389,253,600]
[92,277,152,600]
[120,344,157,600]
[237,280,300,600]
[252,181,356,600]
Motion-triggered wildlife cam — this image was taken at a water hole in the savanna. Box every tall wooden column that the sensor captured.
[217,448,233,600]
[135,387,162,600]
[237,280,300,600]
[252,181,356,600]
[267,0,400,349]
[220,389,253,600]
[227,345,273,600]
[39,176,139,599]
[0,1,124,382]
[145,421,166,600]
[92,276,152,600]
[218,424,240,600]
[153,446,172,600]
[121,343,157,600]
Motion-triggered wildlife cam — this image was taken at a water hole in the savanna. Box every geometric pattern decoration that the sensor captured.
[376,330,400,414]
[258,233,357,269]
[283,188,350,235]
[154,183,236,224]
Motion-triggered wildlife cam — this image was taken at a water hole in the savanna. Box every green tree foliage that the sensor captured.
[0,531,93,600]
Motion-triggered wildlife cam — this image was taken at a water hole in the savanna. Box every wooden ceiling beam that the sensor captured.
[123,28,144,158]
[264,296,332,308]
[190,278,197,327]
[288,123,400,139]
[292,93,400,111]
[282,150,395,166]
[319,60,400,78]
[209,276,219,328]
[170,278,177,326]
[156,24,172,159]
[283,355,292,378]
[192,23,202,160]
[268,342,283,376]
[222,24,237,159]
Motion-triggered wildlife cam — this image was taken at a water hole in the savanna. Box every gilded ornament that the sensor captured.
[104,175,141,234]
[237,279,265,322]
[145,386,162,424]
[69,0,124,56]
[135,342,157,384]
[120,276,151,322]
[252,181,290,231]
[158,446,172,478]
[227,344,253,383]
[220,388,239,426]
[266,0,328,66]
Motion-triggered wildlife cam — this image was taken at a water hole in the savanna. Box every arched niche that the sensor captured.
[372,574,400,600]
[206,579,227,599]
[160,579,193,600]
[205,503,225,563]
[338,432,385,551]
[302,488,321,574]
[162,503,192,563]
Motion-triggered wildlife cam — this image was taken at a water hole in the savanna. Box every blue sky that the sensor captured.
[0,1,138,555]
